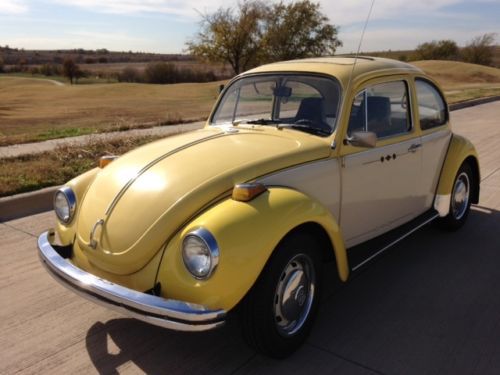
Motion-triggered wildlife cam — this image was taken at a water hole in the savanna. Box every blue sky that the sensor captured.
[0,0,498,54]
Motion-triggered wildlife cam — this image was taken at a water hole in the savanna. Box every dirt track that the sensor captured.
[1,102,499,374]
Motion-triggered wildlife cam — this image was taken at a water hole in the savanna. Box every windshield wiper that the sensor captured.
[233,118,281,126]
[277,123,331,136]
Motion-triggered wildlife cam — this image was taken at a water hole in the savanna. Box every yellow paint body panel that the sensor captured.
[156,187,348,311]
[436,134,480,196]
[69,126,330,276]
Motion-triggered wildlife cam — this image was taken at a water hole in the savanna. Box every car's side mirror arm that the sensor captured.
[344,131,377,148]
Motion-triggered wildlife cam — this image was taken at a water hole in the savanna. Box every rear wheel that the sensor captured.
[239,232,322,358]
[439,163,473,231]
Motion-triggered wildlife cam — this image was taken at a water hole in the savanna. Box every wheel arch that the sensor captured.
[434,134,480,216]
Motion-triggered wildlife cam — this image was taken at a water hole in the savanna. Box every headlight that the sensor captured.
[53,187,77,224]
[182,228,219,280]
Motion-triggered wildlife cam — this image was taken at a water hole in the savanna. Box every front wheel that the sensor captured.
[438,163,473,231]
[239,232,322,358]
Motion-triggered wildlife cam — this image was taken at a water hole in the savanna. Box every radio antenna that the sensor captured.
[345,0,375,95]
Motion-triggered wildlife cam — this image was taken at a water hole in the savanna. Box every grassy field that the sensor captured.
[0,136,163,197]
[0,59,499,197]
[0,77,224,145]
[0,60,499,147]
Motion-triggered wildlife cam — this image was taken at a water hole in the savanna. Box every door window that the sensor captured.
[415,79,447,130]
[348,81,411,138]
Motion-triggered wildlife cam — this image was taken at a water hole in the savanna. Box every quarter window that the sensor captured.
[415,79,447,130]
[348,81,411,138]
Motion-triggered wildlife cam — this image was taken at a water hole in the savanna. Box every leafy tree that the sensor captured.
[261,1,341,62]
[461,33,496,66]
[187,0,341,75]
[0,56,4,73]
[415,40,459,60]
[187,1,265,75]
[62,58,82,84]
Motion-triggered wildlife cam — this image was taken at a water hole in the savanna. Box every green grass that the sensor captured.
[0,135,164,197]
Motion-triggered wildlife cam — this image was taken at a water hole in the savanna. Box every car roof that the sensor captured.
[243,56,423,88]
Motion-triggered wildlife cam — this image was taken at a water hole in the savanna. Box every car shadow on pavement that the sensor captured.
[85,206,500,375]
[85,317,254,374]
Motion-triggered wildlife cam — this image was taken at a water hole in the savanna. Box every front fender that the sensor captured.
[156,187,348,311]
[434,134,480,216]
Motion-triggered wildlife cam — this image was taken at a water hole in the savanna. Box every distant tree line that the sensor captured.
[117,62,219,84]
[0,45,193,65]
[1,57,225,84]
[401,33,497,66]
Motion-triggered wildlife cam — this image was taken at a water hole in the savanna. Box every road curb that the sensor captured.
[0,186,60,222]
[449,95,500,111]
[1,96,498,222]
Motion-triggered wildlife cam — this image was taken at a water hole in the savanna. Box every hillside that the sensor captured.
[411,60,500,87]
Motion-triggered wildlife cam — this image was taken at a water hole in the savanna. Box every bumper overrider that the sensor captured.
[37,231,226,331]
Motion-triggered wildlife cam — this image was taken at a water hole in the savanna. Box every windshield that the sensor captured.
[211,74,341,136]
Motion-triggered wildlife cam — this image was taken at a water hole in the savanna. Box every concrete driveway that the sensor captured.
[1,102,499,374]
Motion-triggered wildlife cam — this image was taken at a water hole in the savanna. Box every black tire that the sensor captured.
[239,231,322,358]
[438,162,474,231]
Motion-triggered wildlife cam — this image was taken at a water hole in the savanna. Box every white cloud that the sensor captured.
[48,0,236,18]
[0,0,28,14]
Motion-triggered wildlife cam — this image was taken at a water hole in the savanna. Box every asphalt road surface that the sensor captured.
[1,101,499,375]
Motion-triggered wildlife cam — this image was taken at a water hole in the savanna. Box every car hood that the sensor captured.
[76,126,330,275]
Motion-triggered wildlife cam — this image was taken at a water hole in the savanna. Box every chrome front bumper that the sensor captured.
[37,231,226,332]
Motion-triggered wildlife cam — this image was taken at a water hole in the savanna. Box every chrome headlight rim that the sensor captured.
[53,186,77,225]
[182,227,219,280]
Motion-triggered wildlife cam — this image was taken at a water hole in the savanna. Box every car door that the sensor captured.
[340,79,423,247]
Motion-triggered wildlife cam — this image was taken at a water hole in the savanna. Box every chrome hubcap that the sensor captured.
[452,172,470,220]
[274,254,315,337]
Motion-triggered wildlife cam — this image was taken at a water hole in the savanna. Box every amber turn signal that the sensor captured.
[99,155,118,168]
[232,183,267,202]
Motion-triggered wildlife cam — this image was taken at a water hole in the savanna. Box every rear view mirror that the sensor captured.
[345,131,377,148]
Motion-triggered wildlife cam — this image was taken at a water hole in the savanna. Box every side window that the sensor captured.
[348,81,411,138]
[415,79,447,130]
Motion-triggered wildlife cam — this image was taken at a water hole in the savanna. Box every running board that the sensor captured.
[348,210,439,272]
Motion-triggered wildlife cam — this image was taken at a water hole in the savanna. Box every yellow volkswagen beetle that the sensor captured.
[38,57,480,358]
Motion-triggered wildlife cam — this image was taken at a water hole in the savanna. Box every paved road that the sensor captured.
[1,102,499,374]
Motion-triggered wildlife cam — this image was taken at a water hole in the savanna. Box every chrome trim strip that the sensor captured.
[37,231,226,332]
[105,132,228,217]
[351,213,439,272]
[434,194,451,217]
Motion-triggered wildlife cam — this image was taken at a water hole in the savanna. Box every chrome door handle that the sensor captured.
[408,143,422,153]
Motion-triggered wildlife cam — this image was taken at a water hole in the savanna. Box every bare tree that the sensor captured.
[187,1,265,75]
[187,0,341,75]
[261,0,342,62]
[461,33,497,66]
[62,57,81,84]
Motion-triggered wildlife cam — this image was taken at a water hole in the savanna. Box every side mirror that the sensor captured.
[345,131,377,148]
